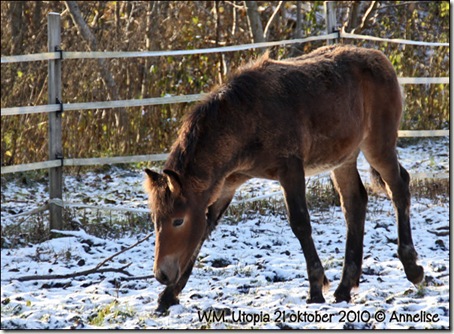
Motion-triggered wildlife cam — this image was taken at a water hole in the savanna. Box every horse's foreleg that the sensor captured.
[331,158,367,303]
[206,195,234,235]
[279,157,328,303]
[206,173,250,235]
[155,242,203,315]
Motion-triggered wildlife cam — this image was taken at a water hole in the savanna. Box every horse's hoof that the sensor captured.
[307,294,325,304]
[154,300,179,317]
[334,285,352,303]
[153,304,170,317]
[155,289,180,316]
[406,264,424,285]
[334,292,351,304]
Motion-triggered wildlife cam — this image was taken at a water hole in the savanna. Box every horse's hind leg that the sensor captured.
[331,153,368,303]
[362,148,424,285]
[279,156,328,303]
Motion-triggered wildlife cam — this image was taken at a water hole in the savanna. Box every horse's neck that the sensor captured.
[166,126,240,196]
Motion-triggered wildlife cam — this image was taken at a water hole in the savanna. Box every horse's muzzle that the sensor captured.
[155,257,180,285]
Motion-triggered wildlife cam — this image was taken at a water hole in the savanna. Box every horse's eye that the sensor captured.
[173,219,184,227]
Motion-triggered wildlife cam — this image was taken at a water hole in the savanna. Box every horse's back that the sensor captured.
[186,45,403,179]
[289,44,398,82]
[274,45,402,145]
[290,45,404,170]
[246,45,401,174]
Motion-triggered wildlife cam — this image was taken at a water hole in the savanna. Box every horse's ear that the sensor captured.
[163,169,182,195]
[144,168,162,188]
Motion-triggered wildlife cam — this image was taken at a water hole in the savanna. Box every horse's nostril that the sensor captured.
[156,269,170,285]
[161,271,169,284]
[155,257,180,285]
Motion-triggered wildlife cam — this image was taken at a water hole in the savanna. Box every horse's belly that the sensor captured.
[304,163,343,177]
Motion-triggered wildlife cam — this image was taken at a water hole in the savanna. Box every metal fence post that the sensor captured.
[48,12,63,231]
[324,1,338,45]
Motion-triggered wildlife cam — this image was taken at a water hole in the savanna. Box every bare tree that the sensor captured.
[9,1,24,55]
[244,1,265,43]
[295,1,302,39]
[352,1,379,34]
[244,0,286,53]
[32,1,42,33]
[141,1,159,98]
[263,1,285,40]
[65,1,129,143]
[344,1,362,32]
[344,1,379,34]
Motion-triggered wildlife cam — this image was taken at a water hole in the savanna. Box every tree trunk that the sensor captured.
[65,1,130,150]
[214,1,225,83]
[295,1,302,39]
[10,1,24,55]
[141,1,160,98]
[345,1,379,34]
[244,1,265,44]
[344,1,361,33]
[32,1,42,33]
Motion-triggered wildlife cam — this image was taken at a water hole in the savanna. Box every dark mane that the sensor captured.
[164,55,270,175]
[165,94,221,174]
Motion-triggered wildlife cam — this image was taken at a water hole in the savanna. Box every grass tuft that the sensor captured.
[1,169,448,247]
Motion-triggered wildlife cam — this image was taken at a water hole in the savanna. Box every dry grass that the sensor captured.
[1,169,449,249]
[410,178,449,204]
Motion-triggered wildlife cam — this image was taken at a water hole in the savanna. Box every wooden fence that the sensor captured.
[1,10,449,231]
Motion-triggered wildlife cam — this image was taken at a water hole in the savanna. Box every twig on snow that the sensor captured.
[116,274,155,282]
[12,232,154,283]
[95,232,154,269]
[15,263,133,282]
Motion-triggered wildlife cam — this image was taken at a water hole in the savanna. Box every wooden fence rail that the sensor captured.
[1,30,448,65]
[1,12,449,231]
[1,76,450,117]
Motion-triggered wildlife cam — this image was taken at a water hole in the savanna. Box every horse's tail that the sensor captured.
[370,167,386,193]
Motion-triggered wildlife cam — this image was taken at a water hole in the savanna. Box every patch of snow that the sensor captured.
[1,137,449,329]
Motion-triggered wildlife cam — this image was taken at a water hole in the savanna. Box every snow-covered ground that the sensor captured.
[1,137,449,329]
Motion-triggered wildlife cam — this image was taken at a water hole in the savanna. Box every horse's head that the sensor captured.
[144,168,206,286]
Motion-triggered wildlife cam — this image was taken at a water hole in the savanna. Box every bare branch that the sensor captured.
[12,232,154,283]
[264,1,285,40]
[351,1,379,34]
[15,263,133,282]
[117,274,155,282]
[225,1,245,9]
[95,232,154,269]
[64,1,129,138]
